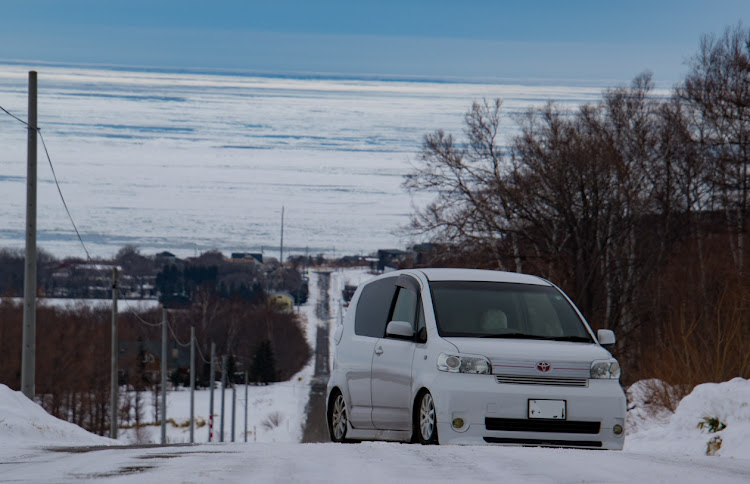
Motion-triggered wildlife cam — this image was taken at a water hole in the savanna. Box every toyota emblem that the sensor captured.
[536,361,551,372]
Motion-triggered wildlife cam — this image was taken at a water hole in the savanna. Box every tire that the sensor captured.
[328,390,350,443]
[416,391,439,444]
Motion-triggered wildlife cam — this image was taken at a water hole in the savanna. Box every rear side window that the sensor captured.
[355,277,397,337]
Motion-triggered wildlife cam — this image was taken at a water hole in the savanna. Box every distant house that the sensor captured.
[231,252,263,266]
[118,338,192,386]
[51,262,122,298]
[377,249,408,272]
[156,251,178,264]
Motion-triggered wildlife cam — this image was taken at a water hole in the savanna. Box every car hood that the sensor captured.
[444,337,611,361]
[443,337,612,377]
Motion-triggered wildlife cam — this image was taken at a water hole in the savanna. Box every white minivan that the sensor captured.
[326,268,626,449]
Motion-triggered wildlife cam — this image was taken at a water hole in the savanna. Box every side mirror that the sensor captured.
[597,329,616,347]
[386,320,415,339]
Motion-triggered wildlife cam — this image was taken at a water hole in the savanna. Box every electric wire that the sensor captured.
[166,319,191,348]
[118,292,163,327]
[38,130,91,261]
[194,338,211,365]
[0,105,30,127]
[1,104,92,261]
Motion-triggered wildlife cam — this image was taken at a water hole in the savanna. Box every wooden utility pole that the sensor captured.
[220,355,228,442]
[189,325,195,443]
[209,342,215,442]
[161,307,168,444]
[280,205,285,265]
[110,267,119,439]
[21,71,37,400]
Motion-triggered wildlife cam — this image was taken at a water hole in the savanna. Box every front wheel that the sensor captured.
[416,391,438,444]
[328,391,350,442]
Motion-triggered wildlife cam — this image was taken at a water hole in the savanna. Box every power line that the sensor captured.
[1,104,92,261]
[195,340,211,365]
[166,319,191,348]
[0,104,30,127]
[119,294,163,327]
[38,130,91,261]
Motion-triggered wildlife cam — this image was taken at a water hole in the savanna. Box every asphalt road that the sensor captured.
[301,271,332,443]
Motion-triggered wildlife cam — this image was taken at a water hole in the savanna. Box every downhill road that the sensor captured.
[301,271,332,443]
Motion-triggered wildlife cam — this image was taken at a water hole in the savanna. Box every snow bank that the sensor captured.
[0,384,117,447]
[625,378,750,458]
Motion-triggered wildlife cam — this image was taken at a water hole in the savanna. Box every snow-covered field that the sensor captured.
[0,63,617,259]
[1,267,749,483]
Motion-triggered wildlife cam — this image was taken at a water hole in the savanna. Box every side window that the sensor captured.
[390,287,417,324]
[389,286,427,343]
[354,277,396,338]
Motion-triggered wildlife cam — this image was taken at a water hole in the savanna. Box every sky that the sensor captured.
[1,1,748,83]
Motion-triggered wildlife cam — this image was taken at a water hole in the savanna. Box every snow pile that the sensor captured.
[0,384,117,447]
[625,377,750,458]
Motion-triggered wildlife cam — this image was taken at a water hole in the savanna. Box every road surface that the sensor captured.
[301,270,332,443]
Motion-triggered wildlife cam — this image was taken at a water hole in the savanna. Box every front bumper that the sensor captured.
[430,372,626,450]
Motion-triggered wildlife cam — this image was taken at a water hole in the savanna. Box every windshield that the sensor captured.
[429,281,592,341]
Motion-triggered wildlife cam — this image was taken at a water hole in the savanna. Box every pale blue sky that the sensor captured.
[1,1,747,83]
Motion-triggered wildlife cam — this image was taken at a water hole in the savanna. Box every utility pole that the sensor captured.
[110,267,119,439]
[231,379,236,442]
[21,70,37,400]
[244,371,248,443]
[161,307,167,444]
[189,325,195,444]
[209,342,215,442]
[220,355,227,442]
[280,205,285,265]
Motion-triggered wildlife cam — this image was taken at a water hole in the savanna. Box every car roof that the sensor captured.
[411,268,550,286]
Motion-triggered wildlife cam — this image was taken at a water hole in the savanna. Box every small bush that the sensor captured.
[262,412,283,430]
[697,416,727,433]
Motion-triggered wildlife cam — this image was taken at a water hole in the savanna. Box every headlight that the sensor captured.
[590,359,621,379]
[437,353,491,374]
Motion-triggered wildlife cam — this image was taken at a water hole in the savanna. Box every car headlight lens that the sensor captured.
[437,353,491,374]
[590,359,621,379]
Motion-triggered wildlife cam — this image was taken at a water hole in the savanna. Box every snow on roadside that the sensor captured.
[625,377,750,458]
[0,384,117,448]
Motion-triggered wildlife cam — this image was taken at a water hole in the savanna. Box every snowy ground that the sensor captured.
[1,267,749,483]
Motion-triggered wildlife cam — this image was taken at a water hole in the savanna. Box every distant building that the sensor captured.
[231,252,263,265]
[156,251,178,264]
[118,338,192,386]
[377,249,408,272]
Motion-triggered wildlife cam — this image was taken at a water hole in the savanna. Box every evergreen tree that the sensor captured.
[251,340,276,384]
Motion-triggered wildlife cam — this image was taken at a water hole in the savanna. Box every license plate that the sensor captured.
[528,399,566,420]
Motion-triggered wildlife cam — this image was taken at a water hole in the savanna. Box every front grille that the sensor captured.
[484,437,603,448]
[495,374,588,387]
[485,418,601,434]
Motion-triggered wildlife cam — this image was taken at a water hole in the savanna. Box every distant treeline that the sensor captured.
[404,24,750,403]
[0,246,308,305]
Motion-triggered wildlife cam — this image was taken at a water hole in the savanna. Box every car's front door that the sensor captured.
[370,276,421,431]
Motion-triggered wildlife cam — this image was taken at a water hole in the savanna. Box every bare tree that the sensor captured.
[679,23,750,270]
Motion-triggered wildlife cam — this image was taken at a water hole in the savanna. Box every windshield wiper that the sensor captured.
[540,335,592,343]
[480,333,547,340]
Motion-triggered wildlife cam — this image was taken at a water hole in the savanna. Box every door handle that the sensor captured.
[374,346,383,356]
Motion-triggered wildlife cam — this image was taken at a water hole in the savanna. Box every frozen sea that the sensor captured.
[0,63,608,259]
